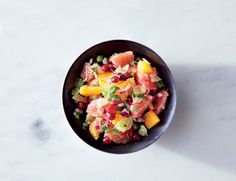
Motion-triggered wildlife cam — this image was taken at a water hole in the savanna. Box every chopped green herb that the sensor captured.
[101,125,108,132]
[109,86,120,95]
[137,94,145,99]
[132,108,140,112]
[101,124,111,132]
[82,122,88,129]
[157,81,166,89]
[133,123,139,130]
[74,78,85,89]
[104,86,120,100]
[123,101,129,110]
[131,92,136,99]
[73,111,80,119]
[101,89,108,97]
[130,60,135,66]
[109,95,120,101]
[130,72,134,77]
[112,128,120,135]
[96,55,104,63]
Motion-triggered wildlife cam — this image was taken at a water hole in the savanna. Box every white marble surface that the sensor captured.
[0,0,236,180]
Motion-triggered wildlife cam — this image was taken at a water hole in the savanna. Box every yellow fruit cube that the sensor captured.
[137,60,153,74]
[116,78,136,100]
[144,111,160,129]
[89,121,100,140]
[79,85,101,96]
[98,72,114,89]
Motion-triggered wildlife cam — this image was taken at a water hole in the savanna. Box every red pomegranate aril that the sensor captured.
[127,96,132,105]
[108,64,114,70]
[106,112,116,120]
[111,76,119,83]
[78,102,86,109]
[101,64,109,71]
[116,73,125,80]
[133,133,140,141]
[124,72,131,79]
[103,136,112,144]
[121,109,130,117]
[105,104,116,114]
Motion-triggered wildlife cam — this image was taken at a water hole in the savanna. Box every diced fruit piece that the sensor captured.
[80,63,95,82]
[116,78,136,100]
[89,121,101,140]
[138,125,148,136]
[149,103,154,110]
[103,136,112,144]
[101,64,109,71]
[112,114,133,132]
[130,96,152,118]
[86,98,108,117]
[133,85,146,96]
[137,60,153,74]
[143,110,160,129]
[136,72,157,90]
[110,51,134,67]
[154,90,169,114]
[79,85,101,96]
[98,72,114,88]
[96,55,103,62]
[104,128,133,144]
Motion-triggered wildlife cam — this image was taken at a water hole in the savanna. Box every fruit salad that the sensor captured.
[71,51,169,144]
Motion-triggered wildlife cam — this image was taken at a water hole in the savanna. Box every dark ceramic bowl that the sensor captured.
[62,40,177,154]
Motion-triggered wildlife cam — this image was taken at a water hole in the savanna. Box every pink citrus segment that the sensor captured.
[110,51,134,67]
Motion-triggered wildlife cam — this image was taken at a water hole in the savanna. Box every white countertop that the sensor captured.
[1,0,236,180]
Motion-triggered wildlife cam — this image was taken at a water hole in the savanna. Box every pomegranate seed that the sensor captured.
[105,104,116,114]
[116,73,125,80]
[103,136,112,144]
[101,64,109,71]
[127,96,132,105]
[133,133,140,141]
[111,76,119,83]
[86,96,90,103]
[106,112,116,120]
[121,109,130,117]
[124,72,131,79]
[108,64,114,70]
[78,102,86,109]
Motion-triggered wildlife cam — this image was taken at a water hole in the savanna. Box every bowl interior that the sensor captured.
[63,40,176,154]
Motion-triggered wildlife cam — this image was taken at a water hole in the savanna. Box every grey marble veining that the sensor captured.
[0,0,236,180]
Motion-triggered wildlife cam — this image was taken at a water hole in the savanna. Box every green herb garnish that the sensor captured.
[123,101,129,110]
[103,86,120,100]
[130,60,135,66]
[82,122,88,130]
[157,81,166,89]
[101,89,108,97]
[132,108,140,112]
[96,55,104,63]
[137,94,145,99]
[133,123,139,130]
[112,128,120,135]
[73,111,80,119]
[74,78,85,89]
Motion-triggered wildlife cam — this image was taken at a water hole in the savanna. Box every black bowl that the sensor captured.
[62,40,177,154]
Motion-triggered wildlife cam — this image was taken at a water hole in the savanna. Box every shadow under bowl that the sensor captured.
[62,40,177,154]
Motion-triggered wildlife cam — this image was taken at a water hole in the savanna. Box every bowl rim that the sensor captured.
[62,39,177,154]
